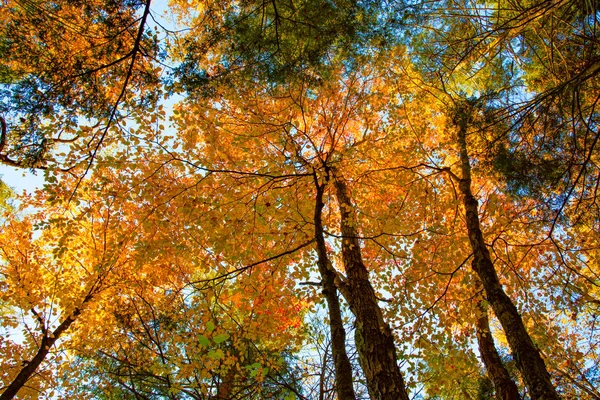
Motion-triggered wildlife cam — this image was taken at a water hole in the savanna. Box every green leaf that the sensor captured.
[206,320,215,333]
[198,335,210,347]
[208,349,224,360]
[213,333,229,344]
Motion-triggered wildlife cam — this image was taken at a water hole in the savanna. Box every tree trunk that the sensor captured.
[454,108,560,400]
[474,282,522,400]
[332,173,410,400]
[313,172,357,400]
[0,297,91,400]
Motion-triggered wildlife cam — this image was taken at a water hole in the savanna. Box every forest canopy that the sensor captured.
[1,0,599,399]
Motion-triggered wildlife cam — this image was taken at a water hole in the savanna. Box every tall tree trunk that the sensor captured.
[332,173,410,400]
[313,172,357,400]
[474,279,522,400]
[454,108,560,400]
[0,293,92,400]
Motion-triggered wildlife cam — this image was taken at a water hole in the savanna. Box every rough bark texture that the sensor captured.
[454,109,560,400]
[332,174,410,400]
[313,173,357,400]
[474,285,522,400]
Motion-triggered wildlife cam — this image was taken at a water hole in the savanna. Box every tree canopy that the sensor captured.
[1,0,599,399]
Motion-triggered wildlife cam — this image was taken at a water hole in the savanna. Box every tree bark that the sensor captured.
[474,285,522,400]
[454,107,560,400]
[332,173,410,400]
[313,171,357,400]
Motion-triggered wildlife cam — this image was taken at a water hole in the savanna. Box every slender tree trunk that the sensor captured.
[454,108,560,400]
[318,341,328,400]
[313,172,357,400]
[0,296,91,400]
[332,173,410,400]
[474,280,522,400]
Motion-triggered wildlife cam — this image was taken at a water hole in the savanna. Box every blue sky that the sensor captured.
[0,165,45,195]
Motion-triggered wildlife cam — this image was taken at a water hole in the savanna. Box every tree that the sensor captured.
[313,172,357,399]
[0,179,138,398]
[474,282,522,400]
[2,0,600,398]
[449,99,559,399]
[167,54,428,398]
[0,0,161,169]
[65,274,305,399]
[169,0,384,88]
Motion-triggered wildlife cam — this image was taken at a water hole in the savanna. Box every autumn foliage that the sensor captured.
[1,0,600,399]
